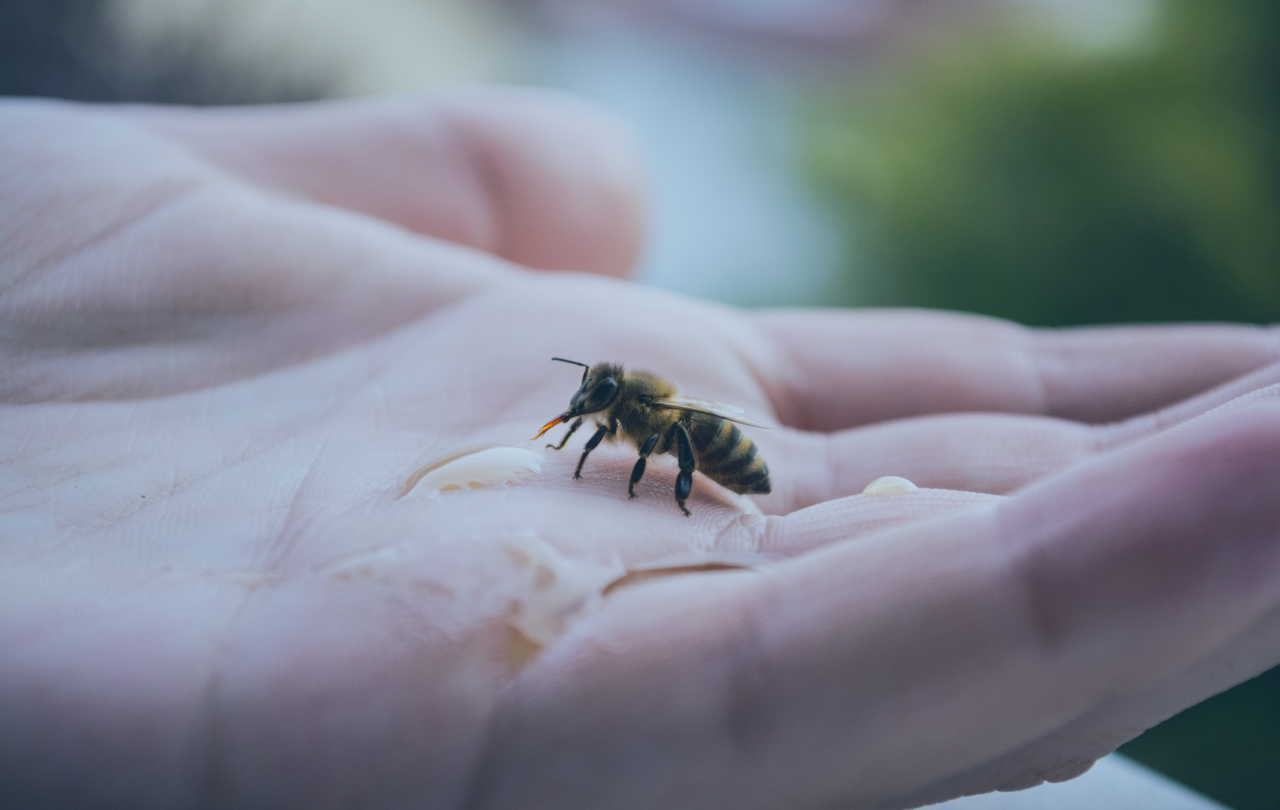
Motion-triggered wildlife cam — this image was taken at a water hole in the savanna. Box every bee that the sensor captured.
[532,358,770,516]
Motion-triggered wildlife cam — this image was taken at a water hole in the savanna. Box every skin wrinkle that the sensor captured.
[363,378,399,474]
[247,202,362,319]
[265,436,334,574]
[818,426,845,505]
[231,194,499,333]
[457,667,503,810]
[1041,326,1280,425]
[459,618,590,810]
[14,473,162,559]
[707,329,783,423]
[129,94,645,278]
[1030,331,1099,423]
[196,665,231,810]
[759,427,809,514]
[1158,364,1280,432]
[450,112,511,267]
[995,498,1074,667]
[721,573,786,765]
[6,172,517,405]
[23,394,336,564]
[874,547,1107,810]
[758,514,788,557]
[712,512,769,557]
[424,109,501,255]
[410,109,500,251]
[751,317,811,431]
[453,96,641,277]
[195,573,314,810]
[1027,416,1106,490]
[0,173,209,303]
[1095,369,1280,458]
[1197,381,1280,420]
[0,110,217,297]
[698,306,781,423]
[1020,327,1057,419]
[876,728,1080,810]
[733,329,782,421]
[1081,423,1107,476]
[386,610,508,809]
[1080,418,1127,460]
[45,331,418,567]
[140,103,487,249]
[878,510,1114,800]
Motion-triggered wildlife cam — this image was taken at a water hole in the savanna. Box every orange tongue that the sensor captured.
[532,412,570,440]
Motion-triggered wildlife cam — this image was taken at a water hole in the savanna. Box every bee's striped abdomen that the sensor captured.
[688,415,771,495]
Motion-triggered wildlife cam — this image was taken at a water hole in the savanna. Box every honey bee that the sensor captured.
[532,358,771,516]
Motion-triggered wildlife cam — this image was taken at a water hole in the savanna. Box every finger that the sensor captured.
[0,99,511,401]
[721,489,1004,558]
[127,89,646,277]
[899,605,1280,806]
[1110,364,1280,442]
[761,414,1097,513]
[751,308,1280,431]
[472,404,1280,810]
[759,362,1280,514]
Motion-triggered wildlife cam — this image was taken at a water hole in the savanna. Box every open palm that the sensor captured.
[5,92,1280,810]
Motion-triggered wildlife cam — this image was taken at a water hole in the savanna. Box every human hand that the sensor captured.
[4,92,1280,810]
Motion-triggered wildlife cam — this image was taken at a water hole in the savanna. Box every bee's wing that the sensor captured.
[650,396,769,428]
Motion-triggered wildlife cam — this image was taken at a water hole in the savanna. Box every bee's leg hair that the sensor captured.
[628,431,663,499]
[575,422,610,479]
[547,417,584,450]
[673,423,695,516]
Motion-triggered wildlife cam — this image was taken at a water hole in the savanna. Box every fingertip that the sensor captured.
[437,87,647,277]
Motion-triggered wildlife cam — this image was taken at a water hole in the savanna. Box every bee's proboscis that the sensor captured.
[532,412,571,441]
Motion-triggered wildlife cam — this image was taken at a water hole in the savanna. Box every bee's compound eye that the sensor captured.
[589,378,618,408]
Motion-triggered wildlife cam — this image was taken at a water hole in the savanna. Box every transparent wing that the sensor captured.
[650,396,769,428]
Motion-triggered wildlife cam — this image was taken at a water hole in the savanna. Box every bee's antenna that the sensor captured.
[551,357,590,382]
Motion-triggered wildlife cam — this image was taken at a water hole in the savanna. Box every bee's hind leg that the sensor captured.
[673,423,695,516]
[628,431,662,499]
[547,417,583,450]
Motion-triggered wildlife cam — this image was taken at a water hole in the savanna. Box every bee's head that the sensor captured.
[567,361,621,416]
[532,358,622,440]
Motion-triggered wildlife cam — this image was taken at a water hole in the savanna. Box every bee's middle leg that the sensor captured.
[673,423,695,517]
[547,417,584,451]
[628,431,663,499]
[574,423,611,479]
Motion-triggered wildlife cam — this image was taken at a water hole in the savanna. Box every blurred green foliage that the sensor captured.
[804,2,1280,807]
[1120,665,1280,810]
[805,0,1280,327]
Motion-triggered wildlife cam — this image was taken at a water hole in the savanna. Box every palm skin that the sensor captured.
[4,92,1280,810]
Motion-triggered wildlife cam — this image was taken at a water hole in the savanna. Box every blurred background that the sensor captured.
[3,0,1278,806]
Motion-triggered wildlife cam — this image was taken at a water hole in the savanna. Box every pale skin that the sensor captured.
[3,91,1280,810]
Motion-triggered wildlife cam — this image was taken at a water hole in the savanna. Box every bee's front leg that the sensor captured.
[547,417,583,450]
[673,423,696,516]
[574,422,611,479]
[628,431,663,499]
